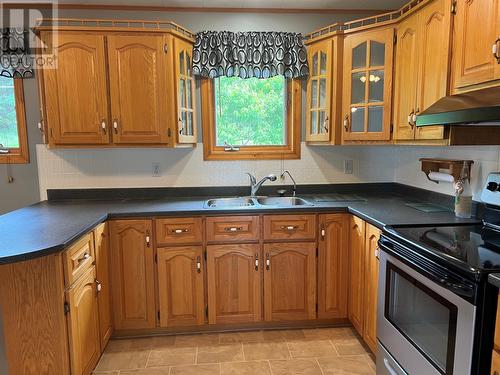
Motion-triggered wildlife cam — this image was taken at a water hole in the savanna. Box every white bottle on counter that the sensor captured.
[455,162,472,219]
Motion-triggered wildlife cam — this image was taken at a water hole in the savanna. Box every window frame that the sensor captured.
[0,78,29,164]
[200,77,301,160]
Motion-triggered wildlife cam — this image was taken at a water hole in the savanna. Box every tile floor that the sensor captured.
[93,327,376,375]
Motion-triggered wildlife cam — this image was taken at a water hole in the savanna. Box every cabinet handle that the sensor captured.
[113,119,119,135]
[146,232,151,247]
[493,38,500,63]
[178,118,184,134]
[196,256,201,273]
[408,110,415,128]
[171,228,189,234]
[375,247,380,260]
[224,226,243,232]
[255,254,259,271]
[320,225,325,240]
[266,253,270,271]
[164,43,168,54]
[343,114,350,131]
[101,120,107,134]
[383,358,399,375]
[77,252,90,264]
[95,279,102,293]
[321,116,329,133]
[281,225,298,231]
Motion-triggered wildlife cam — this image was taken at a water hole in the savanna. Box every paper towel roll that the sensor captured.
[428,172,455,183]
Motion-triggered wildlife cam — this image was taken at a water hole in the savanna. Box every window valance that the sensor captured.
[192,31,309,80]
[0,28,34,78]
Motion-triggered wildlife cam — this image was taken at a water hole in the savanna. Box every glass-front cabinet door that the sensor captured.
[342,28,394,142]
[306,39,332,142]
[175,37,197,144]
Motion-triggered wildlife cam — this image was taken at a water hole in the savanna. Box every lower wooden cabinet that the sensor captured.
[157,246,205,327]
[207,244,262,324]
[492,349,500,375]
[348,215,366,333]
[94,223,112,349]
[109,220,156,330]
[318,214,349,319]
[363,223,381,353]
[263,242,317,321]
[66,266,101,375]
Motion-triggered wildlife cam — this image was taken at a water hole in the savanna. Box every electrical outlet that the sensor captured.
[344,160,354,174]
[152,162,161,177]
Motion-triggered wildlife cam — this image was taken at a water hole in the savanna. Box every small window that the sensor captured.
[0,76,29,164]
[201,77,301,160]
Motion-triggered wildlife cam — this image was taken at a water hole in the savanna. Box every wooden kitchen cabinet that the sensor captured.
[452,0,500,91]
[393,0,451,142]
[157,246,205,327]
[94,223,112,349]
[40,32,110,146]
[317,214,349,319]
[305,35,343,144]
[348,215,366,335]
[207,244,262,324]
[65,266,101,375]
[363,223,381,354]
[109,220,156,330]
[263,242,317,321]
[342,27,394,142]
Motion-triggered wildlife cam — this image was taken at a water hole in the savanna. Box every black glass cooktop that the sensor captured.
[385,224,500,275]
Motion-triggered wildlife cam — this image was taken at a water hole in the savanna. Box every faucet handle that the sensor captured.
[245,173,256,185]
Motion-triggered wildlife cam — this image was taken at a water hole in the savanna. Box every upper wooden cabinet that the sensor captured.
[109,219,156,330]
[452,0,500,91]
[394,0,452,141]
[37,23,196,148]
[342,27,394,142]
[305,36,343,144]
[107,34,170,145]
[41,32,110,146]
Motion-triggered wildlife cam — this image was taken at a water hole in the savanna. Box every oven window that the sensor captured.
[385,262,458,375]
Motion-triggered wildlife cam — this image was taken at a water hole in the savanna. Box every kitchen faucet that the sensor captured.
[280,170,297,196]
[246,173,277,197]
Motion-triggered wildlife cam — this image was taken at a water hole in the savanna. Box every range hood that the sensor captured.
[416,86,500,127]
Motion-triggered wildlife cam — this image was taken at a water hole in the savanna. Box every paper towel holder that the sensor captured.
[420,158,474,184]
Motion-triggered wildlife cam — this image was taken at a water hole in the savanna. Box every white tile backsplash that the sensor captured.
[36,143,500,201]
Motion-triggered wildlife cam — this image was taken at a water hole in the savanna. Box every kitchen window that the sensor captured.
[0,76,29,164]
[201,77,301,160]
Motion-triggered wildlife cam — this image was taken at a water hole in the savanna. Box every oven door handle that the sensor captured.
[383,358,400,375]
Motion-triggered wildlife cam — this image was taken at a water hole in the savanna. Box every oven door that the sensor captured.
[378,247,476,375]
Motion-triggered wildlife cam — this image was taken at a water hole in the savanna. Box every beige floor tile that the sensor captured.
[175,333,220,347]
[262,329,305,342]
[221,361,272,375]
[331,338,368,356]
[147,347,197,367]
[151,335,177,348]
[170,364,221,375]
[94,350,150,371]
[270,358,323,375]
[243,342,290,360]
[105,338,157,352]
[302,327,353,341]
[219,330,265,343]
[287,339,337,358]
[120,368,170,375]
[197,344,244,364]
[317,355,375,374]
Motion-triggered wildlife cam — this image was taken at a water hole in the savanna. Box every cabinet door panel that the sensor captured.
[157,246,205,327]
[94,223,112,350]
[110,220,156,330]
[264,242,316,321]
[318,214,349,319]
[66,266,100,375]
[453,0,500,89]
[42,32,109,145]
[207,244,262,324]
[348,216,366,335]
[393,16,419,140]
[363,224,381,354]
[108,34,169,144]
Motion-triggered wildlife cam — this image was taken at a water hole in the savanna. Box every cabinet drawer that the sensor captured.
[264,215,316,241]
[156,218,203,245]
[63,232,95,287]
[206,216,260,243]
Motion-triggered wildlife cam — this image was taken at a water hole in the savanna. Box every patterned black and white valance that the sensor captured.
[192,31,309,79]
[0,28,34,78]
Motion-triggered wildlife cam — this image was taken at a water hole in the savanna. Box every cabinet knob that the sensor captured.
[146,232,151,247]
[196,256,201,273]
[172,228,189,234]
[113,120,119,135]
[343,114,350,131]
[255,254,259,271]
[408,110,415,128]
[95,279,102,293]
[77,253,90,264]
[281,225,298,231]
[224,226,243,232]
[320,226,326,239]
[493,38,500,63]
[101,120,107,134]
[266,253,270,271]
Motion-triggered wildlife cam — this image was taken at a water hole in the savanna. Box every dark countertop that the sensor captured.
[0,189,480,265]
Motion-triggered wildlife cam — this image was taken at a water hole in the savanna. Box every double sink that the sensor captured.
[205,196,313,208]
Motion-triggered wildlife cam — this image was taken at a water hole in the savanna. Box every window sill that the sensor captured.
[203,146,301,161]
[0,151,30,164]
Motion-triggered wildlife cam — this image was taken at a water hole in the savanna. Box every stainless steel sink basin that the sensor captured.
[256,196,313,206]
[205,197,255,208]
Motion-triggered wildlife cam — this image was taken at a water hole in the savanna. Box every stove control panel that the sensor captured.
[481,173,500,205]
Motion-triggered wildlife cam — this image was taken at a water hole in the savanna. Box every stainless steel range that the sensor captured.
[377,173,500,375]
